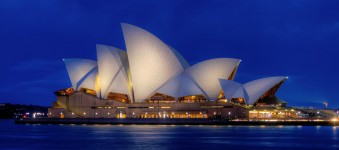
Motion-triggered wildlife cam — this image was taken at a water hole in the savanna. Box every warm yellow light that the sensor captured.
[95,74,100,95]
[332,118,338,122]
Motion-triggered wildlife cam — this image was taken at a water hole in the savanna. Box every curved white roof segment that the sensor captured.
[122,23,184,102]
[185,58,241,100]
[106,68,130,97]
[156,73,183,98]
[244,76,288,105]
[78,67,100,97]
[96,45,130,99]
[179,73,206,97]
[63,58,97,91]
[233,87,250,103]
[61,23,289,104]
[219,79,248,101]
[169,47,190,69]
[156,72,209,99]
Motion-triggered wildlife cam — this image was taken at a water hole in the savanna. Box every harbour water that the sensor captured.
[0,119,338,149]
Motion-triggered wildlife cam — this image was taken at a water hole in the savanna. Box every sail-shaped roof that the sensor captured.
[244,76,288,105]
[96,44,130,99]
[121,23,184,102]
[185,58,241,100]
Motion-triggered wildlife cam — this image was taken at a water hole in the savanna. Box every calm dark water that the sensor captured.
[0,119,338,150]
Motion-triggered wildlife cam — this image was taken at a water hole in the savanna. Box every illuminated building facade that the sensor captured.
[48,23,290,119]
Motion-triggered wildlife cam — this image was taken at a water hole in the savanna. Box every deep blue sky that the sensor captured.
[0,0,338,108]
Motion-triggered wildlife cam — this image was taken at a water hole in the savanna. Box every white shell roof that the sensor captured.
[156,73,183,98]
[178,73,206,97]
[78,67,100,97]
[63,58,97,91]
[244,76,288,105]
[96,44,130,99]
[219,79,248,101]
[185,58,241,100]
[169,47,190,69]
[156,72,206,99]
[62,23,288,104]
[233,87,249,103]
[122,23,184,102]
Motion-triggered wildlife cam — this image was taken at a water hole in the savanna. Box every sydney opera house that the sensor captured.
[48,23,292,119]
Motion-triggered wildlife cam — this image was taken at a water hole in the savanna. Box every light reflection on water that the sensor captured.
[0,119,338,150]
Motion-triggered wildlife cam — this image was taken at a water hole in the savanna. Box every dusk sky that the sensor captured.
[0,0,338,108]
